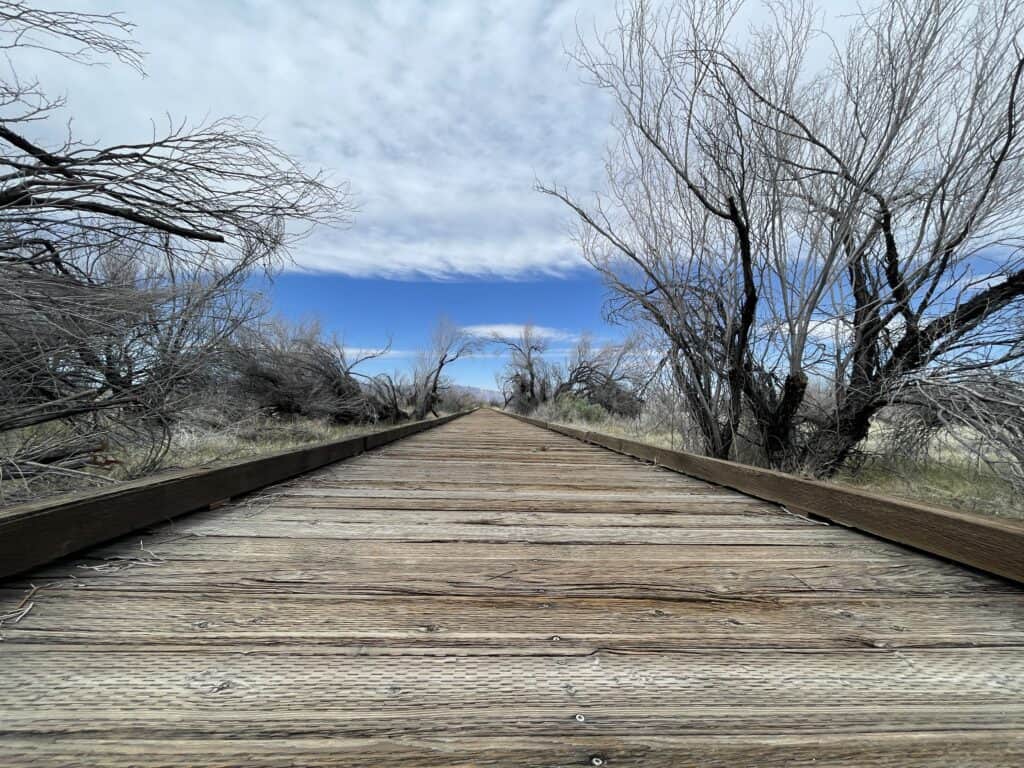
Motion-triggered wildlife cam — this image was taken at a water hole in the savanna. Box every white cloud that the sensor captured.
[805,318,852,344]
[20,0,619,279]
[343,346,415,360]
[296,228,586,279]
[461,323,578,342]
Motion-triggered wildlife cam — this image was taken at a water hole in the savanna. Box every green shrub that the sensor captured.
[537,394,609,425]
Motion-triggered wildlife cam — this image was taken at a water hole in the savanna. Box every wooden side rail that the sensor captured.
[502,410,1024,584]
[0,410,474,580]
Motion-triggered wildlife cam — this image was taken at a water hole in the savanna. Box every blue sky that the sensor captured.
[263,272,617,388]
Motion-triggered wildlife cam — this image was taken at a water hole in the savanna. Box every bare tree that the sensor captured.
[553,334,644,417]
[410,317,479,420]
[0,3,354,493]
[544,0,1024,477]
[888,371,1024,495]
[0,241,260,484]
[231,319,389,425]
[364,371,412,423]
[493,324,557,413]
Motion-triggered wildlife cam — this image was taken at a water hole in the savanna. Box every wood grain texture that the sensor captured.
[0,411,470,580]
[1,409,1022,767]
[506,411,1024,583]
[2,734,1023,768]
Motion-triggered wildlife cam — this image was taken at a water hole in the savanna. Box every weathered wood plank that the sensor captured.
[124,519,871,545]
[262,494,778,513]
[67,538,899,563]
[15,552,1012,598]
[224,506,814,527]
[3,591,1021,650]
[5,733,1024,768]
[2,647,1022,725]
[506,411,1024,583]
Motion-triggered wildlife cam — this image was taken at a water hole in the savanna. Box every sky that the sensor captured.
[21,0,633,388]
[264,272,615,388]
[21,0,860,389]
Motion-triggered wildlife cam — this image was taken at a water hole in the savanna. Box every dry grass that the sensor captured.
[154,414,374,472]
[0,414,381,508]
[540,408,1024,522]
[837,456,1024,521]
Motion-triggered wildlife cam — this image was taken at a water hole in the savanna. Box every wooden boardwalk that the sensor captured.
[2,408,1023,766]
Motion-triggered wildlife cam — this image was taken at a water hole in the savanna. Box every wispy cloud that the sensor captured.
[21,0,619,280]
[461,323,579,342]
[343,346,415,360]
